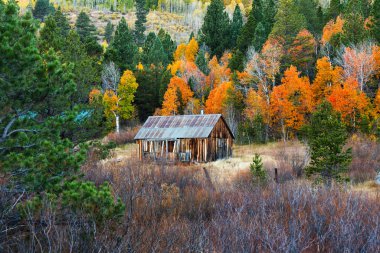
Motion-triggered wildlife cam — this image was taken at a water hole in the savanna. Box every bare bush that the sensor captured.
[347,135,380,183]
[105,127,140,145]
[1,158,379,252]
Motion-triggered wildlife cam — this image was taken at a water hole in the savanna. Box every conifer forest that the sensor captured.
[1,0,380,251]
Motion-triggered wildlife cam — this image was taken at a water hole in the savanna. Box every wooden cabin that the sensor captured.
[134,114,234,163]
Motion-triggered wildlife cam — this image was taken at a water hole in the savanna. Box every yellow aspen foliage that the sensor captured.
[173,43,187,61]
[321,16,344,45]
[161,87,179,115]
[244,88,270,123]
[185,37,199,62]
[118,70,139,119]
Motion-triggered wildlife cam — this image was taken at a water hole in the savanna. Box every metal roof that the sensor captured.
[134,114,234,140]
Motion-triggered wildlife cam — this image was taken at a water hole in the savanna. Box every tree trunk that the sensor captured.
[115,115,120,134]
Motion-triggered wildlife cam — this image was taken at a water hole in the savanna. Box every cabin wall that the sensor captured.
[136,118,234,162]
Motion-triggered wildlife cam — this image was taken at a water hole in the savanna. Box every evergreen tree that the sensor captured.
[76,11,97,41]
[237,0,261,52]
[53,8,70,37]
[195,46,210,75]
[143,32,157,55]
[158,29,176,63]
[135,0,148,46]
[371,0,380,43]
[33,0,54,21]
[328,0,342,21]
[104,20,114,43]
[253,22,267,50]
[39,14,64,52]
[270,0,307,46]
[0,0,124,228]
[75,11,102,56]
[228,49,244,72]
[135,65,165,121]
[105,17,138,71]
[344,0,371,18]
[200,0,231,57]
[262,0,276,38]
[297,0,320,34]
[340,12,369,45]
[62,30,101,105]
[250,154,268,184]
[146,36,168,66]
[230,5,243,49]
[302,102,352,185]
[189,31,195,41]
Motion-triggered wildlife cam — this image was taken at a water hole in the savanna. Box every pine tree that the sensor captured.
[53,8,70,37]
[250,154,267,184]
[104,20,114,43]
[76,11,97,42]
[371,0,380,43]
[75,11,102,56]
[262,0,276,38]
[228,49,244,72]
[39,15,64,52]
[105,17,138,71]
[328,0,342,21]
[340,12,369,45]
[158,29,176,63]
[270,0,307,46]
[33,0,54,21]
[62,30,101,105]
[0,0,124,223]
[146,36,168,66]
[297,0,320,34]
[135,0,148,46]
[230,5,243,49]
[253,22,267,50]
[237,0,261,52]
[200,0,231,57]
[302,102,352,185]
[195,46,210,75]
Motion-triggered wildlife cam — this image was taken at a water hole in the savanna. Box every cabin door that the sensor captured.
[216,138,227,159]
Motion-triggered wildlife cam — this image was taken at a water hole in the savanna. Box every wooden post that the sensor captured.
[274,168,278,184]
[166,140,168,161]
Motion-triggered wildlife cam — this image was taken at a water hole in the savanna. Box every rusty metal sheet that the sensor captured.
[134,114,224,140]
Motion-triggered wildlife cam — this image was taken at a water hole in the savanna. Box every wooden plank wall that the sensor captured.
[136,118,234,162]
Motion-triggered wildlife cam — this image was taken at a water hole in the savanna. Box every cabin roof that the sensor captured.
[134,114,234,140]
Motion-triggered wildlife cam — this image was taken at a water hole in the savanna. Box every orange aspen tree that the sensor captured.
[321,16,344,45]
[205,81,233,114]
[161,76,193,115]
[288,29,317,75]
[312,57,343,105]
[373,45,380,77]
[244,88,269,123]
[270,66,312,141]
[328,78,370,128]
[161,86,179,115]
[207,53,232,89]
